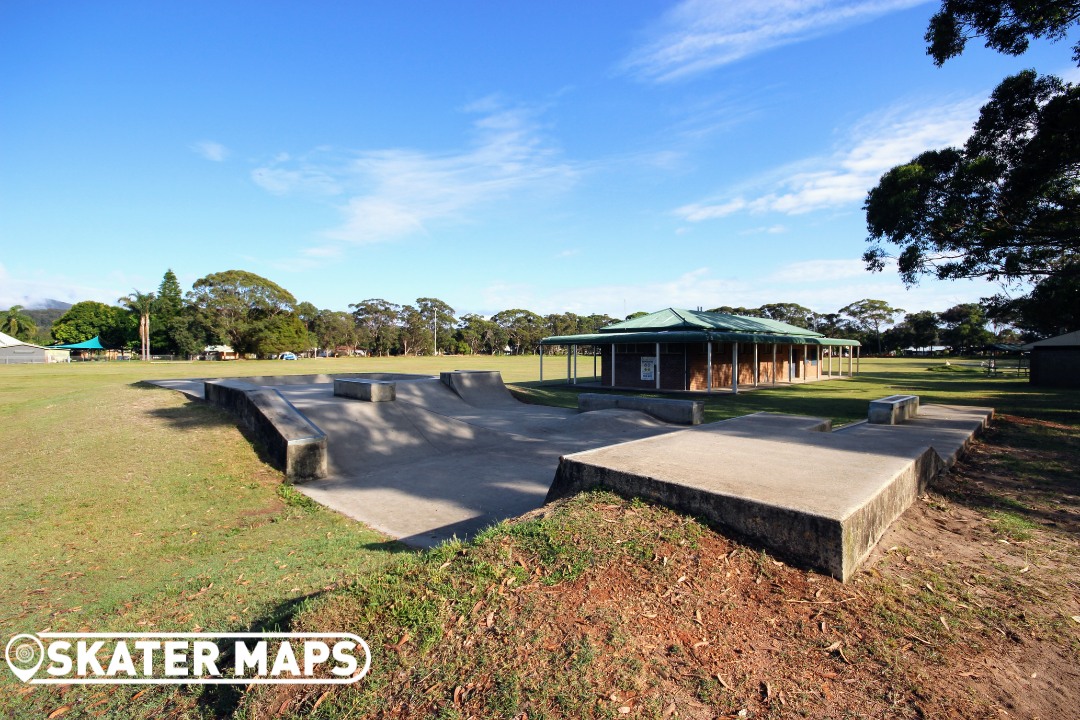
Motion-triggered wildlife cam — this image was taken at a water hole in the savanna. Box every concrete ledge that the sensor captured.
[868,394,919,424]
[204,379,328,482]
[578,393,704,425]
[333,378,396,402]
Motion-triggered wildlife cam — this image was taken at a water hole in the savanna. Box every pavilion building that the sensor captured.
[539,308,861,394]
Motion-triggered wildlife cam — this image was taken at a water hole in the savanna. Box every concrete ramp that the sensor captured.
[440,370,521,408]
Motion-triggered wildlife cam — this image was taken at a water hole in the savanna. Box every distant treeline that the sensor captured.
[0,269,1036,359]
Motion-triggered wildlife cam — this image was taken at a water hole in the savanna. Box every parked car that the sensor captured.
[280,352,297,360]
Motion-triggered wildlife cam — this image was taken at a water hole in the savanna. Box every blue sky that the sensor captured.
[2,1,1077,319]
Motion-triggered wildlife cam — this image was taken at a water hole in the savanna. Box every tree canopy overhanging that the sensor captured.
[863,70,1079,332]
[926,0,1080,66]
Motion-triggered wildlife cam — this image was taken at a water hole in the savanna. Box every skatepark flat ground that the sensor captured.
[252,375,680,547]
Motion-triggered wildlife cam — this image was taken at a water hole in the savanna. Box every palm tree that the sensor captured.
[119,291,155,361]
[2,305,37,341]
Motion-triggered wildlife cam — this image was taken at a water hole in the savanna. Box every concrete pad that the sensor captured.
[547,405,991,581]
[333,378,396,402]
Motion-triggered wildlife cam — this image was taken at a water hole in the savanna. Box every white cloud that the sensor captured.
[473,261,1001,318]
[676,94,982,220]
[622,0,929,83]
[555,248,581,259]
[0,263,122,309]
[191,140,229,162]
[253,102,576,251]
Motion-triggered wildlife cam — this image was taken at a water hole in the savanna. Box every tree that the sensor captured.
[314,310,358,355]
[349,299,400,356]
[51,301,134,348]
[416,298,456,355]
[187,270,300,355]
[940,303,993,354]
[757,302,819,329]
[458,314,502,355]
[151,270,185,354]
[906,311,942,352]
[839,299,904,353]
[2,305,37,341]
[864,71,1079,331]
[925,0,1080,67]
[119,290,155,361]
[491,309,543,354]
[397,305,430,355]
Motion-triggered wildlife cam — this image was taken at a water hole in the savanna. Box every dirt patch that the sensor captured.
[246,415,1079,719]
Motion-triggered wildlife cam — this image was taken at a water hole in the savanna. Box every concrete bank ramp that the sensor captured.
[440,370,521,408]
[547,405,992,582]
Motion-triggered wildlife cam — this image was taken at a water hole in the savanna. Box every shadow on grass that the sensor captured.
[933,416,1080,537]
[191,591,328,717]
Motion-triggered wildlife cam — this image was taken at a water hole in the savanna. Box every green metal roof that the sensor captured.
[601,308,823,337]
[540,330,860,347]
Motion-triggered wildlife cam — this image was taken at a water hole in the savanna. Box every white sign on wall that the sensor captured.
[640,357,656,381]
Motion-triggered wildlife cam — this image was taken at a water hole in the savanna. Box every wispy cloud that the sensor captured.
[252,101,576,252]
[675,94,982,220]
[191,140,229,162]
[622,0,929,83]
[476,261,1000,318]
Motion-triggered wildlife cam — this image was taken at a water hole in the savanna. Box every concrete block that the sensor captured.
[868,394,919,424]
[204,379,327,482]
[546,406,988,582]
[334,378,396,402]
[577,393,704,425]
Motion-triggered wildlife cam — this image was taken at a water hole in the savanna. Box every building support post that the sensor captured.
[655,342,661,391]
[539,344,544,384]
[753,343,759,386]
[848,345,853,376]
[772,344,777,384]
[611,344,616,387]
[789,345,794,383]
[572,344,578,385]
[856,346,860,375]
[732,343,739,394]
[706,341,712,393]
[593,348,597,381]
[567,347,571,384]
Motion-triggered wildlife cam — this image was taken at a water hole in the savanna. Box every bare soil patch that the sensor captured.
[242,416,1079,719]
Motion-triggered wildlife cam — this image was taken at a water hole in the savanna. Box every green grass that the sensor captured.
[0,355,1076,718]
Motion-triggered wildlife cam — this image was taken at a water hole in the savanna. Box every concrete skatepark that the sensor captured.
[151,371,992,580]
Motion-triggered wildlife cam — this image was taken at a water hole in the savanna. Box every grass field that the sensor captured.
[0,356,1076,718]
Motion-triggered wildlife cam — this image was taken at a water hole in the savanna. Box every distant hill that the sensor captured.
[26,299,73,311]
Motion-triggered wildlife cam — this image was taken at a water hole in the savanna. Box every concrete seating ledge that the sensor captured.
[868,394,919,424]
[334,378,396,402]
[204,379,328,482]
[577,393,704,425]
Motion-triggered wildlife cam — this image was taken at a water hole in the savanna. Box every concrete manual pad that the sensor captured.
[547,406,992,581]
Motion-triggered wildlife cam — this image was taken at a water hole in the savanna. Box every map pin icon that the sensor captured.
[5,634,45,682]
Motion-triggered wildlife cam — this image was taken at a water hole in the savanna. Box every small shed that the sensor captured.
[0,331,70,364]
[1023,330,1080,388]
[203,345,238,361]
